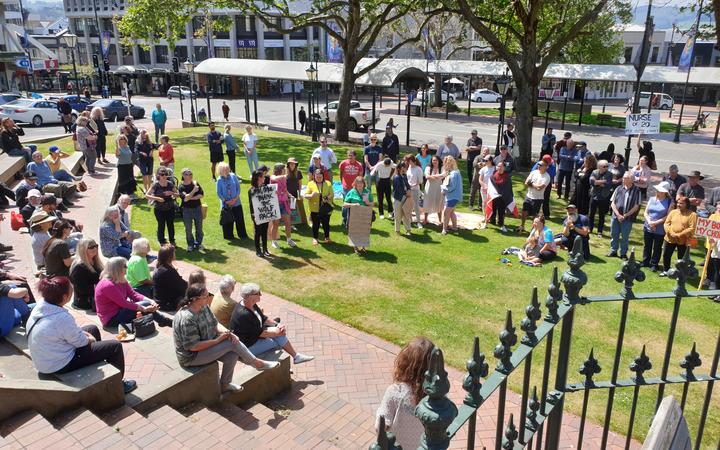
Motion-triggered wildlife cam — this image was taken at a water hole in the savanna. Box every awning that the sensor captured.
[444,77,465,84]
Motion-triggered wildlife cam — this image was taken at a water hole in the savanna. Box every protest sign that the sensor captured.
[625,111,660,135]
[251,184,280,224]
[695,217,720,239]
[348,205,372,248]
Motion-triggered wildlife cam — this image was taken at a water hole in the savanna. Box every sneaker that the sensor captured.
[221,383,244,393]
[286,238,297,247]
[123,379,138,394]
[263,250,271,257]
[606,251,618,258]
[271,240,280,249]
[256,250,264,257]
[441,229,447,235]
[416,223,424,229]
[620,254,628,261]
[404,231,411,236]
[659,271,668,277]
[500,226,508,233]
[197,245,206,254]
[293,353,314,364]
[379,214,384,220]
[187,245,195,253]
[256,360,280,371]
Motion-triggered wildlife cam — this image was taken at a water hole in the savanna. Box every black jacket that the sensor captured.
[152,265,187,311]
[1,127,24,152]
[230,303,267,348]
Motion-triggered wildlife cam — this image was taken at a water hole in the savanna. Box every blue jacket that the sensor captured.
[392,174,410,201]
[532,161,556,179]
[558,147,577,172]
[151,109,167,126]
[216,173,241,208]
[442,170,463,203]
[575,149,589,169]
[27,161,57,186]
[224,132,239,152]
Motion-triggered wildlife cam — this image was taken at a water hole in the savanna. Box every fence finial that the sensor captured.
[527,386,540,428]
[680,342,702,380]
[668,250,698,297]
[614,247,645,299]
[501,414,518,450]
[562,236,588,305]
[494,310,517,374]
[415,347,458,450]
[521,287,542,346]
[630,345,653,384]
[579,348,602,387]
[545,267,562,323]
[463,336,489,407]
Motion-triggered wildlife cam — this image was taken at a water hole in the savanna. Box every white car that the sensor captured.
[167,86,196,99]
[418,89,456,104]
[0,99,78,127]
[471,89,502,103]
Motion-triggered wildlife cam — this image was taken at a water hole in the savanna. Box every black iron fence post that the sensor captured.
[415,348,458,449]
[372,90,377,134]
[578,83,585,127]
[397,83,402,115]
[291,82,297,131]
[467,76,472,117]
[253,78,258,126]
[561,84,569,129]
[713,111,719,145]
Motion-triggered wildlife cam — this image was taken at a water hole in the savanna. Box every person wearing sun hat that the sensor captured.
[676,170,705,212]
[29,210,57,270]
[641,181,673,272]
[44,146,77,182]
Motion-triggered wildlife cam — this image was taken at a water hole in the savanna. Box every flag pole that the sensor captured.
[673,0,704,143]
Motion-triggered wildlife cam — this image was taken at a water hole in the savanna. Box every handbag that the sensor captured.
[318,184,333,216]
[132,314,156,338]
[10,211,24,230]
[219,206,235,226]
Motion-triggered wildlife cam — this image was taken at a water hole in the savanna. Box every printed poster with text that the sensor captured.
[251,184,281,225]
[348,205,373,248]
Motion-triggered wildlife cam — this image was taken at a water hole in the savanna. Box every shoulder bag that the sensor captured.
[132,313,156,338]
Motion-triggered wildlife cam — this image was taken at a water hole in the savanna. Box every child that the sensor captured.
[519,234,542,266]
[248,170,270,258]
[392,162,412,235]
[157,135,174,173]
[372,158,395,219]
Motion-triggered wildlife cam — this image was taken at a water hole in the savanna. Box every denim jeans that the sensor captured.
[116,242,132,259]
[154,124,165,143]
[106,300,152,328]
[182,206,204,247]
[6,146,34,162]
[53,169,75,182]
[642,229,664,268]
[246,151,259,173]
[247,335,289,356]
[610,217,633,256]
[0,297,32,338]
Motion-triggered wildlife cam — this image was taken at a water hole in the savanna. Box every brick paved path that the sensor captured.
[0,150,639,449]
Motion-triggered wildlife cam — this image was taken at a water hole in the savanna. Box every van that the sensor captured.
[633,92,674,110]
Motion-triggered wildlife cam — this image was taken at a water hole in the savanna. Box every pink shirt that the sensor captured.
[270,175,290,212]
[94,278,146,326]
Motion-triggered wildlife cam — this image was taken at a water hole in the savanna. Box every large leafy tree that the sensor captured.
[116,0,192,52]
[446,0,631,166]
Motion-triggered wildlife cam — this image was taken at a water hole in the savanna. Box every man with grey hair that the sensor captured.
[115,194,142,241]
[230,283,314,364]
[210,274,238,328]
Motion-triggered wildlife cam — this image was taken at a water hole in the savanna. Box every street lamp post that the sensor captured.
[184,60,197,124]
[305,60,318,142]
[543,87,554,133]
[494,72,512,153]
[61,33,79,97]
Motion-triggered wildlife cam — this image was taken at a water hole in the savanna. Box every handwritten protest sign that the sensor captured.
[251,184,280,225]
[348,205,372,248]
[695,217,720,239]
[625,111,660,135]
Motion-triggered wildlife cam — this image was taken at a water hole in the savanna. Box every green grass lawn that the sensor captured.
[127,127,718,444]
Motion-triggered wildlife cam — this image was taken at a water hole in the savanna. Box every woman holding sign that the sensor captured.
[343,176,374,253]
[248,170,271,257]
[216,163,248,241]
[305,169,334,245]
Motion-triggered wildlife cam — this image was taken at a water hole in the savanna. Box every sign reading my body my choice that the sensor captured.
[695,217,720,239]
[625,111,661,135]
[251,184,281,225]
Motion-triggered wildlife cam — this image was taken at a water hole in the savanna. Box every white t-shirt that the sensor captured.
[407,166,424,190]
[32,231,51,267]
[242,133,258,151]
[372,162,396,179]
[312,147,337,169]
[525,170,551,200]
[479,166,495,186]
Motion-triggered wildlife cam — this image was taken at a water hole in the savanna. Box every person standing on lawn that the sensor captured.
[392,162,412,236]
[588,159,614,237]
[660,196,697,276]
[298,106,307,133]
[381,126,400,163]
[441,156,462,235]
[641,182,672,272]
[151,104,167,144]
[178,168,205,252]
[248,170,271,257]
[465,130,483,182]
[242,125,260,173]
[217,162,248,241]
[608,172,642,261]
[304,169,334,245]
[339,150,364,197]
[207,122,224,181]
[519,160,550,233]
[223,124,239,174]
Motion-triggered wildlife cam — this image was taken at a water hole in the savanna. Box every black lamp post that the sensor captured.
[543,87,554,133]
[61,33,79,97]
[494,72,512,153]
[184,60,196,124]
[305,60,318,142]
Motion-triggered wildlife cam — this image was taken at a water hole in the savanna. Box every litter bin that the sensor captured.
[405,104,421,116]
[309,114,325,132]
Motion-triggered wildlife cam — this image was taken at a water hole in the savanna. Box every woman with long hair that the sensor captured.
[571,153,597,216]
[152,244,187,311]
[423,154,444,225]
[376,337,435,449]
[286,157,305,225]
[415,144,431,173]
[404,154,424,229]
[343,176,373,253]
[136,129,157,192]
[145,166,178,246]
[115,135,136,196]
[632,155,652,201]
[304,169,334,245]
[269,163,296,249]
[69,238,103,310]
[99,206,132,259]
[43,219,73,278]
[248,169,271,257]
[440,156,462,235]
[90,106,109,164]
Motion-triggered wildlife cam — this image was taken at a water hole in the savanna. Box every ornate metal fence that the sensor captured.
[371,237,720,450]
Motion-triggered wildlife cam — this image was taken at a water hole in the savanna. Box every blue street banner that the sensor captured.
[678,26,696,72]
[101,31,111,58]
[326,22,343,63]
[422,27,434,62]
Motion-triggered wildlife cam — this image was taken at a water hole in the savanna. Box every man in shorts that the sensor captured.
[520,160,550,233]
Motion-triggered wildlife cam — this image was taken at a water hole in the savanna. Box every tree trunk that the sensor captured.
[513,82,536,168]
[433,72,443,107]
[334,66,357,142]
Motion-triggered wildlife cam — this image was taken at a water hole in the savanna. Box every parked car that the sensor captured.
[471,89,502,103]
[319,100,380,132]
[632,92,674,110]
[86,99,145,121]
[48,95,95,112]
[0,93,21,106]
[418,89,456,104]
[167,86,196,99]
[0,99,79,126]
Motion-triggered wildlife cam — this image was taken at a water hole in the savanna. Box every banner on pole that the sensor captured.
[101,32,111,58]
[695,217,720,239]
[625,111,660,135]
[326,22,343,63]
[250,184,281,224]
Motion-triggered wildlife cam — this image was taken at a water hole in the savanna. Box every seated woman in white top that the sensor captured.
[376,337,435,449]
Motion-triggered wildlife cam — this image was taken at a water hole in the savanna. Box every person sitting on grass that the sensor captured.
[173,283,279,395]
[26,276,137,394]
[229,283,314,364]
[94,256,172,329]
[518,234,542,266]
[126,238,154,299]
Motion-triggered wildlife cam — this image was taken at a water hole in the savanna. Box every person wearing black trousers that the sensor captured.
[298,107,307,133]
[248,170,270,257]
[304,169,334,244]
[145,167,178,246]
[90,107,109,164]
[372,158,395,219]
[217,162,248,240]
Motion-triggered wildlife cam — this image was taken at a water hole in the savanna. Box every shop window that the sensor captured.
[215,47,231,58]
[138,46,151,64]
[155,45,169,64]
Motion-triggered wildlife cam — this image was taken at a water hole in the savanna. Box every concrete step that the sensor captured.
[50,408,138,449]
[145,405,232,450]
[0,341,37,380]
[101,405,184,449]
[0,410,83,449]
[179,402,261,448]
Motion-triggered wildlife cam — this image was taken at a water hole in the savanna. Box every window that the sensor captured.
[265,47,283,60]
[87,19,98,37]
[108,44,119,65]
[238,47,257,59]
[192,16,205,34]
[236,15,256,36]
[651,46,659,63]
[72,18,85,36]
[155,45,169,64]
[194,46,208,61]
[102,18,113,35]
[215,47,230,58]
[122,45,133,65]
[291,47,308,61]
[624,47,633,64]
[175,46,188,61]
[138,46,151,64]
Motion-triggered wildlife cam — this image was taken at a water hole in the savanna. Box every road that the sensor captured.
[18,94,720,182]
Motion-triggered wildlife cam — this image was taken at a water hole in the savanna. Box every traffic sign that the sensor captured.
[15,58,30,68]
